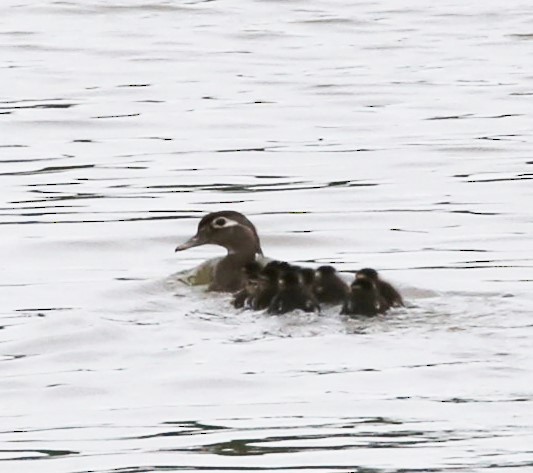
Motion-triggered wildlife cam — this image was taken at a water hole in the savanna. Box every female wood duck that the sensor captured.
[175,211,263,292]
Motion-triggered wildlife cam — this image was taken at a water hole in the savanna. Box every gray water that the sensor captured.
[1,1,533,472]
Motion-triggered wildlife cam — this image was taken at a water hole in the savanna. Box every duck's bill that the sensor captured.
[175,235,205,252]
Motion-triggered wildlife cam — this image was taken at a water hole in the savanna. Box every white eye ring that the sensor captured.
[212,217,239,229]
[213,217,227,228]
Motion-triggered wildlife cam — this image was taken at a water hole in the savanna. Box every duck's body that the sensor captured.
[210,253,254,292]
[175,211,263,293]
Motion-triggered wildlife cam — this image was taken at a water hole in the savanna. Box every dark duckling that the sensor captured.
[299,267,316,291]
[175,211,263,292]
[251,261,282,310]
[233,261,262,309]
[313,265,349,304]
[356,268,403,310]
[341,275,382,317]
[268,269,320,315]
[298,267,321,304]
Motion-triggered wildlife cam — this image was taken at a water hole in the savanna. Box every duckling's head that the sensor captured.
[277,261,292,273]
[352,276,375,291]
[264,260,282,271]
[317,265,336,274]
[175,211,263,256]
[314,265,337,282]
[261,265,279,283]
[243,261,262,279]
[356,268,379,281]
[279,269,300,288]
[243,262,261,296]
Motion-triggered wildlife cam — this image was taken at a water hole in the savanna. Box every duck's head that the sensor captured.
[242,262,261,295]
[243,261,262,279]
[356,268,379,281]
[352,276,375,291]
[314,265,337,283]
[258,265,280,291]
[279,269,300,288]
[175,211,263,256]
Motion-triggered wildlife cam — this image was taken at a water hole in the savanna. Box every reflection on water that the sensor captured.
[1,0,533,472]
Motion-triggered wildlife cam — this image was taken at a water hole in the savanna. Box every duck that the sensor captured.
[341,275,382,317]
[355,268,404,310]
[268,269,320,315]
[313,265,349,304]
[175,212,405,314]
[175,211,263,292]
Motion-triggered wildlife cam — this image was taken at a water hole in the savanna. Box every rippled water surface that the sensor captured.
[2,1,533,472]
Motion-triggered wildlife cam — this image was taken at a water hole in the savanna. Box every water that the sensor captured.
[1,0,533,471]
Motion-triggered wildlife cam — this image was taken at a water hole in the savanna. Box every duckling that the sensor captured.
[253,261,304,310]
[356,268,403,310]
[251,262,281,310]
[232,261,262,309]
[313,265,349,304]
[175,211,263,292]
[341,276,381,317]
[268,269,320,315]
[299,267,316,291]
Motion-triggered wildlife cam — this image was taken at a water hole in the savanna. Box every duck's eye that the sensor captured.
[213,217,227,228]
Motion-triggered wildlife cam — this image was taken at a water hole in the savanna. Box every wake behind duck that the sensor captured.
[175,211,403,316]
